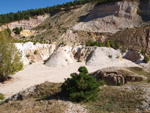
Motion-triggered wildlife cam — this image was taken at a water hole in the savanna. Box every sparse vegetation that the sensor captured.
[121,47,126,53]
[115,42,120,49]
[86,86,145,113]
[116,82,123,86]
[105,40,110,47]
[77,59,81,62]
[61,66,100,102]
[143,55,149,63]
[0,93,5,100]
[108,55,112,58]
[109,40,114,47]
[86,40,103,47]
[26,54,30,58]
[141,49,145,55]
[30,35,34,39]
[34,50,38,55]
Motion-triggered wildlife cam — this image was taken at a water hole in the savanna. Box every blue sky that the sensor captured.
[0,0,73,14]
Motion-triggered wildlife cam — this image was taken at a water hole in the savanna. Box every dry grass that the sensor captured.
[85,86,145,113]
[0,98,67,113]
[127,67,150,83]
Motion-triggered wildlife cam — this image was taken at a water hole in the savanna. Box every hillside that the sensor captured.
[1,0,150,113]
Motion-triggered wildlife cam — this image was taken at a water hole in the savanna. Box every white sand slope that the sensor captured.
[0,59,139,98]
[46,46,75,67]
[86,47,122,66]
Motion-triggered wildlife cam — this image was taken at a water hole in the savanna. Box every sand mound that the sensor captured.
[86,47,122,66]
[46,46,75,67]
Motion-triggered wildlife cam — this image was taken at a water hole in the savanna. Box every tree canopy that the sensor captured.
[0,30,23,82]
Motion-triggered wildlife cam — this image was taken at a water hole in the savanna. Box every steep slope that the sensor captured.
[72,1,143,33]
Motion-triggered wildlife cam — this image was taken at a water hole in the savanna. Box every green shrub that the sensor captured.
[108,55,112,58]
[143,56,149,63]
[141,49,145,54]
[34,50,38,55]
[0,93,5,100]
[33,41,37,45]
[29,62,32,65]
[121,48,126,53]
[116,82,123,86]
[61,66,100,102]
[86,40,103,47]
[77,59,81,62]
[26,54,30,58]
[105,40,110,47]
[30,35,34,39]
[97,42,103,47]
[110,40,114,47]
[115,43,120,49]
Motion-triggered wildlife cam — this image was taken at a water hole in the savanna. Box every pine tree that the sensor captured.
[0,30,23,82]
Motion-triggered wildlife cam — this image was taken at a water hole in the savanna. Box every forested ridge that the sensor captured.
[0,0,123,25]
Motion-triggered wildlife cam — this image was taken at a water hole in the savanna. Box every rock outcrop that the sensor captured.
[46,45,75,67]
[15,42,56,65]
[74,46,96,61]
[91,67,147,85]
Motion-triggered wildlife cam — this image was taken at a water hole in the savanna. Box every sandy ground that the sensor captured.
[0,59,139,98]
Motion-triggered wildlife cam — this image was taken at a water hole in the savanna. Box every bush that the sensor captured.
[115,43,120,49]
[26,54,30,58]
[116,82,123,86]
[121,48,126,53]
[143,56,149,63]
[30,35,34,39]
[77,59,81,62]
[0,30,23,82]
[13,27,20,34]
[108,55,112,58]
[34,50,38,55]
[110,40,114,47]
[0,93,4,100]
[61,66,100,102]
[86,40,103,47]
[141,49,145,55]
[105,40,110,47]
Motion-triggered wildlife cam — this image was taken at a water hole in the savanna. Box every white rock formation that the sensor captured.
[46,45,75,67]
[86,47,122,66]
[72,1,142,33]
[15,42,56,65]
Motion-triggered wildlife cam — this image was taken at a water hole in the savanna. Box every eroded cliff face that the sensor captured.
[15,42,56,65]
[2,14,49,30]
[72,1,143,33]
